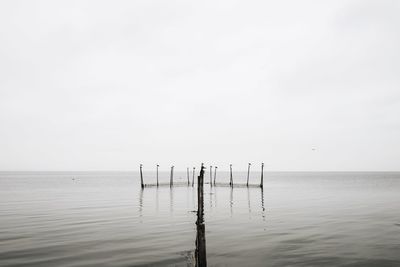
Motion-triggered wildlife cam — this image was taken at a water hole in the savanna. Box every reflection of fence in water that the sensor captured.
[138,185,266,222]
[208,186,266,220]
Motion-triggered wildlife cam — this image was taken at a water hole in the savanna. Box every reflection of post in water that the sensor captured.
[195,164,207,267]
[261,187,265,221]
[230,186,233,217]
[192,183,196,209]
[169,187,174,214]
[209,185,217,209]
[156,187,159,213]
[247,187,252,218]
[139,188,144,222]
[186,183,190,209]
[214,186,217,208]
[209,185,213,210]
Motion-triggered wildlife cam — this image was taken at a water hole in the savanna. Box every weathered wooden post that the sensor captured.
[213,166,217,185]
[187,167,190,185]
[198,164,205,219]
[140,164,144,188]
[192,167,195,187]
[260,162,264,188]
[209,166,213,187]
[229,164,233,187]
[170,165,174,187]
[246,163,251,187]
[156,164,159,187]
[195,163,207,267]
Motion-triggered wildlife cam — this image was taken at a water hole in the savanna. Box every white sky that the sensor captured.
[0,0,399,171]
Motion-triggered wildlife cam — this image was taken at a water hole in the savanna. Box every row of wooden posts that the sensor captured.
[140,163,264,189]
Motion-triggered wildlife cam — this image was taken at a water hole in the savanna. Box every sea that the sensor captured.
[1,171,399,266]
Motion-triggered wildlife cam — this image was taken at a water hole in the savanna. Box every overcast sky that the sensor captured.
[0,0,399,171]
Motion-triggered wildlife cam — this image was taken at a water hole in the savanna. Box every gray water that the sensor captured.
[1,171,400,267]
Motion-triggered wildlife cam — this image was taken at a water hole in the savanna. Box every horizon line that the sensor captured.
[1,170,399,173]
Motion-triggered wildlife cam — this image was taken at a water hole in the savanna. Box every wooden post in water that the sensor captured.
[198,164,205,218]
[229,164,233,187]
[246,163,251,187]
[196,163,207,267]
[187,167,190,186]
[156,164,159,187]
[260,162,264,188]
[192,167,195,187]
[209,166,212,187]
[213,166,217,185]
[140,164,144,188]
[170,165,174,187]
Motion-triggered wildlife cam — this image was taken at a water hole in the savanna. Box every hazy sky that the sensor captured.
[0,0,399,171]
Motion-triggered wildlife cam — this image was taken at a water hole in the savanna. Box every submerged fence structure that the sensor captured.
[139,163,265,188]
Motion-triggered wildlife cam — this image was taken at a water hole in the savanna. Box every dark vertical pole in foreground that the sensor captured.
[247,163,251,187]
[196,164,207,267]
[229,164,233,187]
[170,165,174,187]
[156,164,159,187]
[209,166,212,187]
[192,167,195,187]
[187,167,190,186]
[213,166,217,185]
[260,162,264,188]
[140,164,144,188]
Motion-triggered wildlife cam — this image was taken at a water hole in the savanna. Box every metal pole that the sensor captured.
[187,167,190,185]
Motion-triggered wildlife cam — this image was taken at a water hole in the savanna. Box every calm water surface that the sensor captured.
[1,171,400,266]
